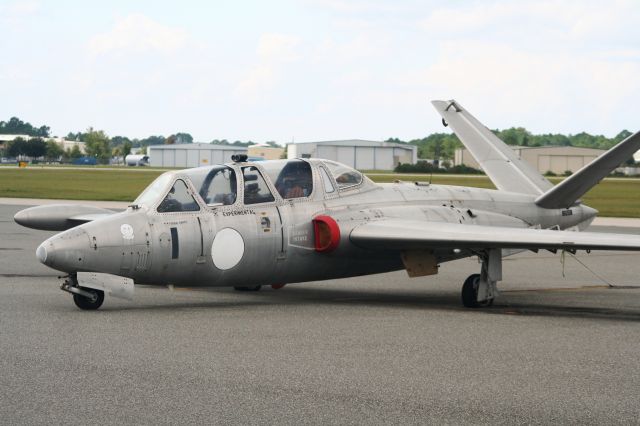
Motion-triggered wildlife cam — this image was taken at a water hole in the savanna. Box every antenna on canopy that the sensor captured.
[231,154,248,163]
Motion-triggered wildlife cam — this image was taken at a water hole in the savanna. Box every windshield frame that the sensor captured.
[258,159,315,201]
[133,172,176,208]
[156,178,202,213]
[182,165,239,208]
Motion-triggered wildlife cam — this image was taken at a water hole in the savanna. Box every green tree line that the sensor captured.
[5,137,84,162]
[389,128,633,161]
[1,116,634,165]
[0,117,50,138]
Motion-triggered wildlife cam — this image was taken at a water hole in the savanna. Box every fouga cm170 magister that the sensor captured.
[14,100,640,310]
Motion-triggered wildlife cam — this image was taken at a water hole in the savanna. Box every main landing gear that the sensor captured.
[60,273,105,310]
[233,285,262,292]
[461,249,502,308]
[233,284,286,291]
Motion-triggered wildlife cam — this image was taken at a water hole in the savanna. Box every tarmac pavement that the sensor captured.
[1,203,640,424]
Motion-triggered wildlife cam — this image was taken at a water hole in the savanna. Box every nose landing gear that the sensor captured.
[60,274,105,310]
[72,288,104,310]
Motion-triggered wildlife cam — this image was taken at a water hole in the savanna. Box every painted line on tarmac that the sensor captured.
[502,285,640,293]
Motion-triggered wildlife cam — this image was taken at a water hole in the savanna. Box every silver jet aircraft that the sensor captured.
[14,100,640,310]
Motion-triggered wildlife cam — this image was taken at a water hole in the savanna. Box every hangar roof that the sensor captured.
[148,143,247,151]
[293,139,415,150]
[513,146,606,154]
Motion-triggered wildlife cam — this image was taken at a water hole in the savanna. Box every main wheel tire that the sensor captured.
[461,274,493,308]
[233,285,262,292]
[461,274,480,308]
[73,287,104,310]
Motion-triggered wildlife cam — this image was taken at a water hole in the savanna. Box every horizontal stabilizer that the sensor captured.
[535,130,640,209]
[432,100,553,195]
[351,219,640,252]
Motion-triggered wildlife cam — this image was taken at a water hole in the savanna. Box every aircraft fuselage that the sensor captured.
[36,179,596,288]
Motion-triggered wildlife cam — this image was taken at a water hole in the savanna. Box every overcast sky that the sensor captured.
[1,0,639,142]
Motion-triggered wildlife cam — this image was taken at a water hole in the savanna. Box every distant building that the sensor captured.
[52,137,86,154]
[617,166,640,176]
[455,146,606,174]
[148,143,247,168]
[248,144,285,160]
[0,134,28,143]
[0,134,86,155]
[287,139,417,170]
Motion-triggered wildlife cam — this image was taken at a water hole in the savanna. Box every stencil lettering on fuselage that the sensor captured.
[288,223,314,250]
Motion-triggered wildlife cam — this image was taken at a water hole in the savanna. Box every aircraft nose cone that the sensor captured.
[36,227,90,272]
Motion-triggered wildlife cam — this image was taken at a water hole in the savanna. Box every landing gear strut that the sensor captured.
[461,248,501,308]
[60,274,105,310]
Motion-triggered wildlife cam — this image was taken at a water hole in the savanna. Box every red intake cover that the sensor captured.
[312,215,340,253]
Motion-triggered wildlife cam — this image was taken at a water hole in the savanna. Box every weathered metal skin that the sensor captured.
[33,158,597,289]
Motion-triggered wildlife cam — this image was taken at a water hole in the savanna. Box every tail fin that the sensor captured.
[432,100,553,195]
[535,130,640,209]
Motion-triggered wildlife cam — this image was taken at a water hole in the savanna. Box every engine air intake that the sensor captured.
[312,215,340,253]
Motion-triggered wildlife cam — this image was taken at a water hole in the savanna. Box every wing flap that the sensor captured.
[350,220,640,251]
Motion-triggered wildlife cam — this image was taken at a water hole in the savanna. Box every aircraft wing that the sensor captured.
[350,219,640,251]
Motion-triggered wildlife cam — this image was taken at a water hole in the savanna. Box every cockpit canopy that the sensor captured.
[261,159,313,199]
[323,160,362,189]
[133,158,368,212]
[186,165,237,206]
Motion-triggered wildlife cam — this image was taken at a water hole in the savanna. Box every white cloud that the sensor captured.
[421,2,560,33]
[88,14,188,56]
[4,1,639,142]
[257,34,301,61]
[411,0,640,134]
[5,0,40,16]
[310,0,398,14]
[313,33,388,63]
[235,33,302,102]
[235,65,275,101]
[418,40,640,134]
[0,0,40,26]
[420,0,640,48]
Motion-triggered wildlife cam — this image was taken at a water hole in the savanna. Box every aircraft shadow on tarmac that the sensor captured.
[99,284,640,323]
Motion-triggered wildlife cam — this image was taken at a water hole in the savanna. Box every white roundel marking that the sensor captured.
[211,228,244,270]
[120,224,134,240]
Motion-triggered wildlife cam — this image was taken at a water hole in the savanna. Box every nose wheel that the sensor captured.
[73,288,105,310]
[61,274,105,310]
